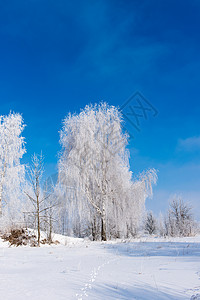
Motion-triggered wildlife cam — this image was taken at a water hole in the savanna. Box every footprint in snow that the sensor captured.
[191,294,200,300]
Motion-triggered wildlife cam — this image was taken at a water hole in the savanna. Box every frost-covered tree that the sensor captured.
[165,196,195,237]
[145,211,157,235]
[58,103,157,240]
[157,213,165,237]
[0,112,26,230]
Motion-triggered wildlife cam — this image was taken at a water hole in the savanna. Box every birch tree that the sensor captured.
[59,103,157,240]
[0,112,26,218]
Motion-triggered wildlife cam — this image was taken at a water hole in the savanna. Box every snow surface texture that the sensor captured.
[0,235,200,300]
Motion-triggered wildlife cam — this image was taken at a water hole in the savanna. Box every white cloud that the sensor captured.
[177,136,200,152]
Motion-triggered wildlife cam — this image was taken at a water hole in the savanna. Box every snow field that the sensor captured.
[0,236,200,300]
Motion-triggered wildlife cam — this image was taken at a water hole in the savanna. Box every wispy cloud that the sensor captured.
[177,136,200,152]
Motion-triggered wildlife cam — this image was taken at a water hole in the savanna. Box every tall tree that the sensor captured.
[58,103,157,240]
[0,112,26,216]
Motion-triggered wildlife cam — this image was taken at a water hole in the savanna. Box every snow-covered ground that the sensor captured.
[0,235,200,300]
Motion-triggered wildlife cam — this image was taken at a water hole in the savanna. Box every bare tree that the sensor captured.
[166,196,195,237]
[42,179,59,243]
[25,154,57,246]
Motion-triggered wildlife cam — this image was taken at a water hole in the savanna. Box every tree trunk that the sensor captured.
[0,185,2,216]
[36,195,40,246]
[101,200,107,241]
[101,195,107,241]
[101,216,106,241]
[48,215,52,243]
[0,180,4,216]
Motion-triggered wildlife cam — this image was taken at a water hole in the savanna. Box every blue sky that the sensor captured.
[0,0,200,218]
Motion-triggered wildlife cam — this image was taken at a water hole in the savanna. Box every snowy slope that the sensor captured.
[0,235,200,300]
